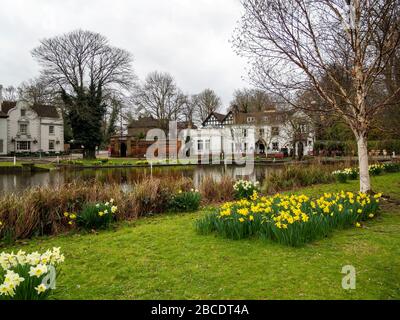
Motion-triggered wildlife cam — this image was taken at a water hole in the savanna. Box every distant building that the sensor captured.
[109,116,196,157]
[183,108,315,158]
[0,94,64,155]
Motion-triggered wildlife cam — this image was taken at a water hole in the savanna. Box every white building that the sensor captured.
[0,99,64,155]
[183,109,314,158]
[0,109,7,155]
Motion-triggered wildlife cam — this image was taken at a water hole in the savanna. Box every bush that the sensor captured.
[233,180,260,199]
[168,190,201,212]
[196,191,382,247]
[75,200,118,230]
[0,248,64,300]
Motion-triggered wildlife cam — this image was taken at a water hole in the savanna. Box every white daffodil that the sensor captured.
[29,264,48,278]
[35,283,47,294]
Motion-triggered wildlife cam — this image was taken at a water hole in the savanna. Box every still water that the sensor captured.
[0,165,284,194]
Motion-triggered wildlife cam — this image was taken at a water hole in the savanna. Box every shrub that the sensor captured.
[196,191,382,247]
[75,200,118,230]
[0,248,64,300]
[233,180,260,199]
[168,190,201,212]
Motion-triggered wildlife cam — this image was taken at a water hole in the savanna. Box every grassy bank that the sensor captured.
[2,173,399,299]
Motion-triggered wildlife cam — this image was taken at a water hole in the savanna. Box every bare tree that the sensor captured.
[32,29,135,158]
[2,85,18,101]
[230,88,275,113]
[18,78,58,105]
[234,0,400,192]
[133,71,187,130]
[192,88,222,122]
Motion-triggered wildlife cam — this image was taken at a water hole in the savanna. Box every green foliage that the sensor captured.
[75,201,118,230]
[233,180,260,199]
[168,191,201,212]
[333,171,348,183]
[196,191,382,247]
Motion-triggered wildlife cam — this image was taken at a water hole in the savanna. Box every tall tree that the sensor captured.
[133,71,187,130]
[32,30,135,158]
[234,0,400,192]
[192,88,222,122]
[230,88,274,113]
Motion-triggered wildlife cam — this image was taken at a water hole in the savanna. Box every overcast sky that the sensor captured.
[0,0,249,109]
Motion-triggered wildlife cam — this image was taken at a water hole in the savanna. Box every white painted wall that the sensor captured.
[0,118,7,155]
[6,101,64,154]
[180,119,314,158]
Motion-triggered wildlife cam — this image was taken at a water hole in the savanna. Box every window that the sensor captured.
[247,117,255,123]
[272,127,280,136]
[263,116,268,122]
[243,129,247,137]
[205,139,210,151]
[19,124,28,135]
[21,109,26,117]
[49,140,55,150]
[0,140,3,153]
[49,125,55,135]
[272,142,279,151]
[244,143,248,152]
[197,140,203,152]
[17,141,31,151]
[259,128,265,136]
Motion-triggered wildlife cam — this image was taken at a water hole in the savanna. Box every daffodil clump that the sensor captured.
[332,162,399,182]
[75,199,118,230]
[233,180,260,199]
[168,189,201,212]
[0,247,64,300]
[196,191,382,246]
[332,167,358,182]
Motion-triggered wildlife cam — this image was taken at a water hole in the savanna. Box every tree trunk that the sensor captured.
[83,148,96,160]
[357,134,371,193]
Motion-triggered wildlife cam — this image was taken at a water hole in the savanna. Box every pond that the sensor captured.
[0,164,285,194]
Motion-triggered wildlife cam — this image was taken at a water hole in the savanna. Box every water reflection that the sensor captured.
[0,165,284,194]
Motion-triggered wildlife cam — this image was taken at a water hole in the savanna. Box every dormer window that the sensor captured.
[21,109,26,117]
[247,117,255,123]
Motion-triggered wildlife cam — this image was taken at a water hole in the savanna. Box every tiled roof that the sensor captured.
[128,117,160,128]
[1,101,17,114]
[31,104,60,118]
[1,101,60,119]
[0,110,8,118]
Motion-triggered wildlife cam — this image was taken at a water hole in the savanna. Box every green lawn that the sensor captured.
[3,173,400,299]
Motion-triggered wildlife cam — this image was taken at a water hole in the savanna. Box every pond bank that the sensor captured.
[2,173,399,299]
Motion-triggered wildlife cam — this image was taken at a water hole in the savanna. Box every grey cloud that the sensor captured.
[0,0,248,108]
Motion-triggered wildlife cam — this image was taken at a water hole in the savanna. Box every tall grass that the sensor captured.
[0,176,234,241]
[263,164,338,194]
[199,175,235,203]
